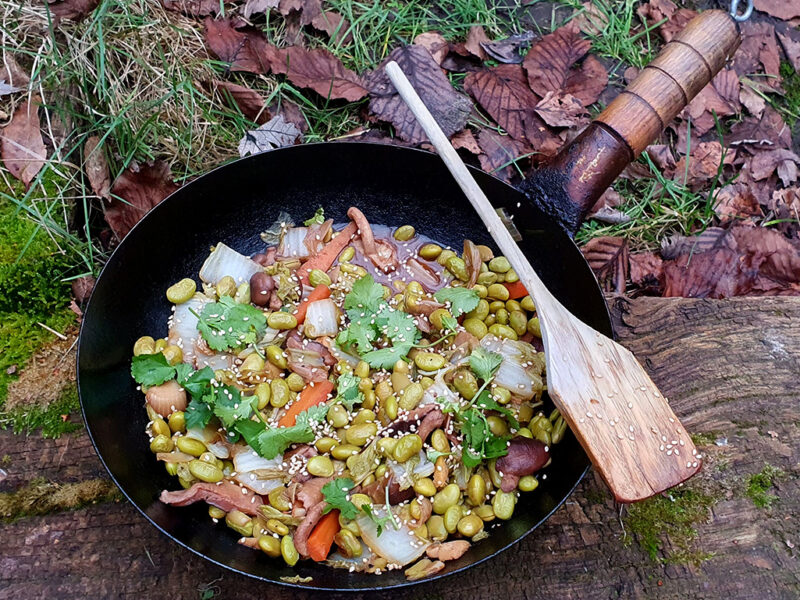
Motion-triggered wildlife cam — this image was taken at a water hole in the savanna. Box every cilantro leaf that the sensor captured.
[362,343,413,370]
[174,362,193,384]
[131,353,176,387]
[303,207,325,226]
[336,321,378,354]
[335,372,364,411]
[195,296,267,352]
[185,397,213,430]
[381,306,421,346]
[434,287,480,317]
[426,448,451,462]
[441,313,459,332]
[360,503,393,537]
[469,347,503,382]
[179,366,215,399]
[459,407,510,468]
[235,408,319,459]
[343,274,385,315]
[212,385,254,428]
[474,390,520,429]
[321,477,358,519]
[303,402,331,424]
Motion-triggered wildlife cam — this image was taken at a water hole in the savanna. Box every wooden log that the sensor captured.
[1,296,799,599]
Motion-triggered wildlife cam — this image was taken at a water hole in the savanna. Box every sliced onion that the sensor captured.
[480,334,545,400]
[233,448,286,494]
[156,451,195,463]
[199,242,263,285]
[324,340,360,367]
[356,506,430,566]
[287,347,326,369]
[206,441,231,459]
[278,227,311,259]
[168,293,209,366]
[195,352,235,372]
[388,451,435,490]
[421,378,458,407]
[304,298,340,338]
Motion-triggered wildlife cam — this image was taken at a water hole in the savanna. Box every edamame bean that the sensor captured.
[472,284,488,298]
[354,360,370,379]
[189,459,223,483]
[168,411,185,433]
[258,535,282,557]
[505,269,519,283]
[414,352,445,372]
[270,379,290,408]
[240,353,265,373]
[444,505,463,533]
[427,515,447,541]
[453,370,478,400]
[492,490,516,520]
[477,271,498,285]
[467,299,490,321]
[509,310,528,336]
[165,461,179,476]
[154,338,168,353]
[208,505,226,519]
[431,429,450,453]
[307,455,335,477]
[398,382,424,411]
[162,344,183,365]
[463,318,488,339]
[488,324,518,340]
[150,434,173,453]
[353,408,376,424]
[446,256,469,281]
[495,307,509,325]
[393,434,422,462]
[383,395,398,420]
[308,269,332,287]
[457,514,484,537]
[413,478,437,497]
[429,308,452,331]
[234,282,250,304]
[151,417,170,438]
[527,317,541,338]
[375,380,393,402]
[492,387,511,405]
[489,256,511,273]
[520,295,535,312]
[266,345,287,369]
[281,535,299,566]
[377,437,398,457]
[467,474,487,506]
[505,299,521,312]
[488,300,505,313]
[268,486,291,512]
[394,225,415,241]
[225,510,253,536]
[345,422,378,446]
[133,336,156,356]
[315,437,337,454]
[334,529,363,558]
[327,404,349,428]
[419,243,442,260]
[286,372,305,392]
[176,436,206,456]
[362,389,376,410]
[487,283,509,301]
[433,483,460,514]
[474,504,495,521]
[254,382,271,410]
[487,416,509,436]
[267,312,297,330]
[518,475,539,492]
[216,275,236,298]
[338,246,355,263]
[331,444,360,460]
[437,249,457,266]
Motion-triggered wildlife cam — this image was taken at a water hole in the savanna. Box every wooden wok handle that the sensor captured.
[521,9,741,235]
[595,9,740,156]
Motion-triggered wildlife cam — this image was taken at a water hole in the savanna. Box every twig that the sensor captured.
[37,321,67,340]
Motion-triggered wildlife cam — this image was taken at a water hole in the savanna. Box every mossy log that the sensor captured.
[1,296,798,599]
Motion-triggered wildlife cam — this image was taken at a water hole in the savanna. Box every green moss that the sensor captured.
[745,465,785,509]
[0,476,121,523]
[1,383,82,438]
[780,62,800,128]
[584,488,609,505]
[691,431,719,447]
[625,487,716,564]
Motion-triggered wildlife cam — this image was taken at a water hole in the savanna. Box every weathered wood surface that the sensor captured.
[1,296,799,599]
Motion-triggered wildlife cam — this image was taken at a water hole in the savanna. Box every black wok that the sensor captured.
[78,142,609,590]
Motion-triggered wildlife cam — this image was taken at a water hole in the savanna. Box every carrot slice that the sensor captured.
[277,379,335,428]
[296,221,358,286]
[293,284,331,324]
[307,510,340,562]
[504,281,529,300]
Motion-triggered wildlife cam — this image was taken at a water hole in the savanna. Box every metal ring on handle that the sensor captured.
[729,0,753,21]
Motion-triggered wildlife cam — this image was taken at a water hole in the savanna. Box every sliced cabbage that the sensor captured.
[277,227,311,259]
[480,334,545,400]
[388,450,435,490]
[195,352,235,372]
[356,506,430,566]
[421,377,459,408]
[168,293,210,366]
[233,448,286,494]
[200,242,262,285]
[185,425,230,458]
[304,298,340,338]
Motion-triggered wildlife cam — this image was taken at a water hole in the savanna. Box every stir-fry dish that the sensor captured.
[131,207,566,581]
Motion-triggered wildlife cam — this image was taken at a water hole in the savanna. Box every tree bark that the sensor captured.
[1,297,799,599]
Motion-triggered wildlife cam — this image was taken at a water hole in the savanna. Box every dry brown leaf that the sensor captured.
[524,23,591,97]
[682,82,738,136]
[271,99,308,133]
[45,0,99,21]
[734,22,781,89]
[629,251,664,292]
[242,0,279,18]
[413,32,449,65]
[203,18,275,74]
[480,31,536,65]
[588,188,630,224]
[646,144,676,175]
[465,26,490,61]
[451,129,481,155]
[713,182,763,222]
[672,141,732,190]
[0,55,29,91]
[563,55,607,107]
[278,0,322,26]
[581,236,628,295]
[572,2,608,36]
[83,136,111,199]
[161,0,223,16]
[661,227,731,260]
[71,276,95,303]
[476,129,530,182]
[663,247,742,298]
[271,46,367,101]
[310,11,351,44]
[659,8,696,42]
[753,0,800,20]
[739,83,766,119]
[367,46,472,145]
[636,0,676,26]
[1,98,46,188]
[212,80,269,123]
[726,107,792,149]
[534,91,587,128]
[777,31,800,71]
[712,69,741,111]
[749,148,800,186]
[105,161,180,240]
[238,114,301,156]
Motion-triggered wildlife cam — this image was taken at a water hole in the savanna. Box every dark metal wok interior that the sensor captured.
[78,142,609,590]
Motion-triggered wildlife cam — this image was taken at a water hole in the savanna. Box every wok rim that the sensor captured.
[77,141,602,591]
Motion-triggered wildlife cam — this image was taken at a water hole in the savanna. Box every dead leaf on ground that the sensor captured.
[636,0,676,27]
[734,22,781,89]
[270,99,308,133]
[310,11,351,45]
[523,23,591,97]
[464,26,490,61]
[1,98,46,188]
[661,227,730,260]
[271,46,367,101]
[629,251,664,293]
[572,2,608,36]
[278,0,322,26]
[713,182,763,222]
[212,80,269,123]
[588,188,630,224]
[45,0,99,22]
[242,0,279,18]
[84,136,111,199]
[71,276,96,303]
[105,161,180,240]
[203,17,276,74]
[367,46,472,145]
[712,69,741,112]
[726,107,792,150]
[238,114,301,157]
[658,8,696,42]
[682,80,738,136]
[646,144,676,175]
[581,236,629,295]
[413,32,449,65]
[476,129,530,182]
[451,129,481,155]
[753,0,800,20]
[777,31,800,71]
[0,55,29,91]
[480,31,536,64]
[749,148,800,186]
[563,55,607,107]
[739,82,766,119]
[534,91,587,128]
[672,141,733,190]
[161,0,224,16]
[464,64,559,152]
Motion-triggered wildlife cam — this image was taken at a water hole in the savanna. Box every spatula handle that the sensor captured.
[521,9,741,235]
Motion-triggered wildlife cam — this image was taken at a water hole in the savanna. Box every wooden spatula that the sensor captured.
[385,62,703,503]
